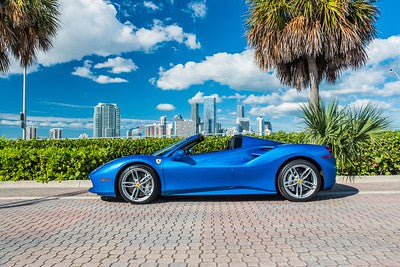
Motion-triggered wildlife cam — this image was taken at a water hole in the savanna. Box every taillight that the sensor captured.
[325,146,332,154]
[322,146,333,159]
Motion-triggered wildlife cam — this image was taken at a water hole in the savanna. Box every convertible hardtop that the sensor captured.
[225,135,283,150]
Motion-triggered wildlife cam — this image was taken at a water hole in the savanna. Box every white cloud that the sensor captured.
[157,49,280,91]
[34,0,200,66]
[347,99,392,110]
[221,93,246,100]
[367,36,400,65]
[0,56,39,77]
[72,60,127,84]
[143,1,159,10]
[184,34,201,49]
[71,60,95,79]
[188,91,222,104]
[71,66,94,79]
[244,89,307,105]
[188,1,207,19]
[156,103,176,111]
[94,57,138,74]
[249,102,305,118]
[95,75,128,84]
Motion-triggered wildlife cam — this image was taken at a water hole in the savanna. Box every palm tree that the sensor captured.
[301,100,389,176]
[1,0,60,139]
[247,0,378,107]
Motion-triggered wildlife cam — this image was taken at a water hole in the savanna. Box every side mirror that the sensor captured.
[172,150,185,159]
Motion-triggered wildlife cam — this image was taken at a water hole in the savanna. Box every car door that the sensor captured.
[162,149,242,195]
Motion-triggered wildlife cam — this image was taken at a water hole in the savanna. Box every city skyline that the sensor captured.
[1,0,400,139]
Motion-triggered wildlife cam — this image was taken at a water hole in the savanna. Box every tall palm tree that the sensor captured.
[247,0,378,107]
[0,0,60,139]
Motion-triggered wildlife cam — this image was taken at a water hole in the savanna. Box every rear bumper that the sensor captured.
[322,164,337,190]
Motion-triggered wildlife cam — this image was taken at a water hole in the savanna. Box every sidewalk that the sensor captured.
[0,175,399,188]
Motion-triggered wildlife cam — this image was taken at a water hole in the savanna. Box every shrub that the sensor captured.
[0,131,399,182]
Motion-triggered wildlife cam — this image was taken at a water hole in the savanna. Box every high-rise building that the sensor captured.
[216,123,223,134]
[145,123,166,138]
[203,96,216,134]
[172,114,184,136]
[166,123,173,137]
[50,128,62,139]
[237,105,245,118]
[236,104,251,133]
[264,121,272,135]
[175,120,197,137]
[257,117,265,136]
[160,115,167,125]
[26,126,37,140]
[126,126,142,139]
[236,118,250,133]
[145,116,168,138]
[191,103,200,133]
[93,103,121,138]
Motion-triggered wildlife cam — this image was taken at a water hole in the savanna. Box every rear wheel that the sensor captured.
[118,164,160,204]
[277,159,321,202]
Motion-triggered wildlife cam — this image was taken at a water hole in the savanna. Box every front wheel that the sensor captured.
[277,159,321,202]
[118,164,160,204]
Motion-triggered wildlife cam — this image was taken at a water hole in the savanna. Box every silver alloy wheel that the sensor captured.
[120,167,154,203]
[282,164,318,199]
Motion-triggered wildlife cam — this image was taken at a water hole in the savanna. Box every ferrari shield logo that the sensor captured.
[156,159,162,164]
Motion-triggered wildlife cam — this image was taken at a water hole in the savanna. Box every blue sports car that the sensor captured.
[89,134,336,204]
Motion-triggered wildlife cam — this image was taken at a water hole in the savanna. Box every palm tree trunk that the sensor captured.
[22,66,27,140]
[307,56,319,108]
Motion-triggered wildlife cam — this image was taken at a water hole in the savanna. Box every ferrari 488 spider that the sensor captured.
[89,134,336,203]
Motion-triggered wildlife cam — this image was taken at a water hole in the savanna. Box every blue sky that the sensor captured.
[1,0,400,138]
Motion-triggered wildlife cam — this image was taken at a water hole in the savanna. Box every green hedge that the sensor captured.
[0,131,399,182]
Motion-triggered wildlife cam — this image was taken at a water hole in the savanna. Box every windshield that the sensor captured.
[151,138,186,156]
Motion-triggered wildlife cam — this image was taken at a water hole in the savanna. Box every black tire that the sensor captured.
[118,164,160,204]
[277,159,321,202]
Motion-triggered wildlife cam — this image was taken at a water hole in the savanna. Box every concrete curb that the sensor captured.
[0,180,92,188]
[336,175,400,183]
[0,175,400,188]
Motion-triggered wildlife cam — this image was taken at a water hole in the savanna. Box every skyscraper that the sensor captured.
[256,117,265,136]
[264,121,272,135]
[203,96,216,134]
[175,120,197,137]
[237,105,245,118]
[236,118,250,133]
[93,103,121,138]
[191,103,200,133]
[26,126,37,140]
[50,128,62,139]
[160,115,167,125]
[172,114,184,136]
[236,104,250,133]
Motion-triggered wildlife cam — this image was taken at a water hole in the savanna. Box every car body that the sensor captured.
[89,134,336,203]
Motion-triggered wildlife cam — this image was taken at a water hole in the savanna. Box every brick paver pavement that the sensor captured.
[0,182,399,266]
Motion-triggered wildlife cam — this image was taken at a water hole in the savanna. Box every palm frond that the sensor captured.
[247,0,378,95]
[300,100,389,176]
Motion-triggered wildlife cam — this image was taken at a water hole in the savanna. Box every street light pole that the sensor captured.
[22,66,27,140]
